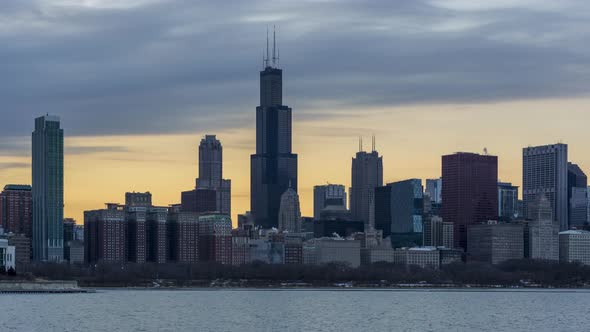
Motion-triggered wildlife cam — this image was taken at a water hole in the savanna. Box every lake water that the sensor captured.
[1,289,589,331]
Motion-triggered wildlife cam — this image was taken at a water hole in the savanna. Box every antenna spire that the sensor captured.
[272,25,276,67]
[372,135,376,152]
[265,26,270,68]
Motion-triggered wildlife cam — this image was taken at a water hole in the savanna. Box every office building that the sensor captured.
[303,238,361,268]
[375,179,423,243]
[5,234,31,269]
[442,152,498,250]
[0,185,33,238]
[0,239,16,271]
[425,178,442,204]
[63,218,76,262]
[313,184,347,220]
[559,230,590,265]
[167,212,200,263]
[393,247,441,269]
[32,115,64,262]
[251,32,298,229]
[181,189,217,213]
[498,182,519,221]
[126,207,147,263]
[423,216,454,248]
[84,204,126,263]
[528,194,559,260]
[231,229,250,265]
[195,135,231,216]
[350,140,383,228]
[467,221,524,264]
[278,187,301,233]
[146,207,168,264]
[568,163,588,227]
[523,144,568,231]
[198,214,232,265]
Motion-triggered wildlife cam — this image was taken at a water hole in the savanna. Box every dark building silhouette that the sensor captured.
[84,203,126,263]
[0,185,32,238]
[567,162,588,227]
[181,189,217,213]
[32,115,64,262]
[313,219,364,238]
[166,212,200,263]
[350,141,383,228]
[196,135,231,216]
[442,152,498,250]
[251,30,297,229]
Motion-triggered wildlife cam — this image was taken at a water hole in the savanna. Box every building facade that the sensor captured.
[84,204,126,263]
[198,214,232,265]
[423,216,454,248]
[251,36,298,229]
[467,222,524,264]
[0,185,33,238]
[559,230,590,265]
[425,178,442,204]
[195,135,231,216]
[181,189,217,214]
[313,184,347,220]
[442,152,498,250]
[167,212,200,263]
[303,238,361,268]
[528,194,559,261]
[32,115,64,262]
[498,182,518,221]
[278,187,301,233]
[523,144,568,231]
[350,149,383,229]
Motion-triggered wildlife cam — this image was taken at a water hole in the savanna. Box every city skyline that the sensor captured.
[1,1,590,225]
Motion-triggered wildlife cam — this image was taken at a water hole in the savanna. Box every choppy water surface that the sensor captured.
[2,288,590,331]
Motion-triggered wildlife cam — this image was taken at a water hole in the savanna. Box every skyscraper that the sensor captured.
[0,185,33,237]
[251,30,297,229]
[523,144,568,231]
[528,194,559,261]
[32,115,64,262]
[374,179,423,246]
[425,178,442,204]
[442,152,498,250]
[313,184,347,220]
[278,187,301,233]
[498,182,519,221]
[567,162,588,227]
[196,135,231,216]
[350,138,383,229]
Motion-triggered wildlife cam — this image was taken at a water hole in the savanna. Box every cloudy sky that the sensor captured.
[1,0,590,223]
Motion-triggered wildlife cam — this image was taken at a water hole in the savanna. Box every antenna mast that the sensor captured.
[272,25,276,67]
[265,26,270,68]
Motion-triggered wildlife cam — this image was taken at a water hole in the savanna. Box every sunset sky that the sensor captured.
[1,0,589,225]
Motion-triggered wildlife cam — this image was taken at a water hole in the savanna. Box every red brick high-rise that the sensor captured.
[442,152,498,250]
[0,185,33,238]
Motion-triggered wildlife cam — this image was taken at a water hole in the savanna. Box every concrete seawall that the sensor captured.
[0,280,92,293]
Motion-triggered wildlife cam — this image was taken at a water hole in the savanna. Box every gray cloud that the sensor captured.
[0,162,30,170]
[65,145,130,155]
[0,0,589,142]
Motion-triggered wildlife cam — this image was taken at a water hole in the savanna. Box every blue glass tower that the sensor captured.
[32,115,64,261]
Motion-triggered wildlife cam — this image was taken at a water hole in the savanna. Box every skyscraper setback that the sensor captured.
[522,144,568,231]
[32,115,64,262]
[196,135,231,216]
[251,31,297,229]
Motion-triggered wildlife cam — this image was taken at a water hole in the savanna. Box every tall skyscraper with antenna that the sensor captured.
[251,27,298,229]
[350,136,383,229]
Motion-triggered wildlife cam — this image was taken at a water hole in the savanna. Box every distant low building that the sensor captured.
[393,247,440,269]
[559,230,590,265]
[422,216,454,248]
[0,239,16,271]
[303,238,361,268]
[467,221,524,264]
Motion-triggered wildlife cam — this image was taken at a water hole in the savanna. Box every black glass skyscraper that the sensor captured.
[251,31,297,229]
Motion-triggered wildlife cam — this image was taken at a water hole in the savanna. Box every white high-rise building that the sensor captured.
[278,187,301,233]
[528,194,559,261]
[523,144,568,231]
